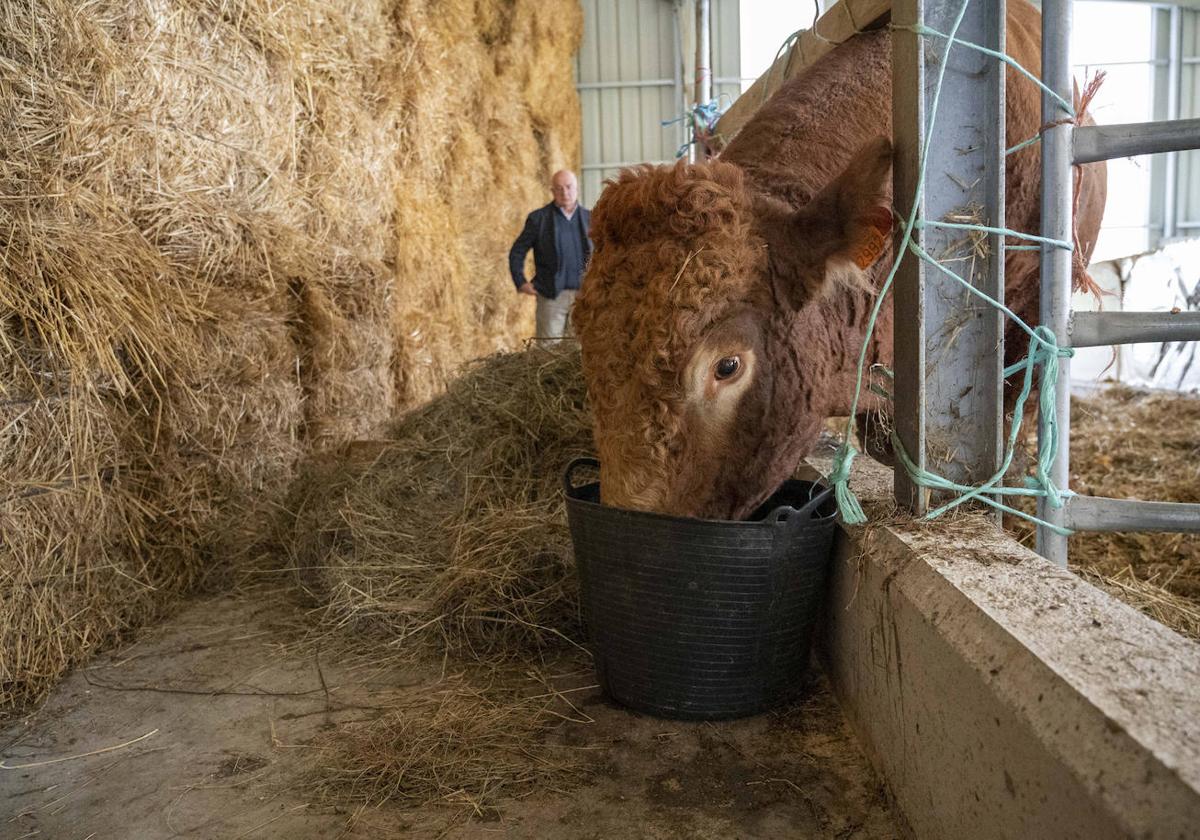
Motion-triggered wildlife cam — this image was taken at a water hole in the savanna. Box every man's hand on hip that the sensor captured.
[518,282,538,297]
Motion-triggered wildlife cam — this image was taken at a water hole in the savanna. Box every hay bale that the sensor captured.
[1,0,582,712]
[286,346,592,659]
[387,0,584,406]
[1,388,149,709]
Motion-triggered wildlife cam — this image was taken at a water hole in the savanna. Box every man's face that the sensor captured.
[551,173,578,210]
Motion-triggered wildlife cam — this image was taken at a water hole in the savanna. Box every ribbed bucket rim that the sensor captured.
[563,457,837,528]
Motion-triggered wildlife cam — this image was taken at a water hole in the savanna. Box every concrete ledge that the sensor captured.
[807,455,1200,840]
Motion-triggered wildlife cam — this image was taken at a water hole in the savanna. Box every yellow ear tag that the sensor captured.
[852,207,893,269]
[853,227,887,269]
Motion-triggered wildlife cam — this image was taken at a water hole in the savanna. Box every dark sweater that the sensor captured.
[508,202,592,298]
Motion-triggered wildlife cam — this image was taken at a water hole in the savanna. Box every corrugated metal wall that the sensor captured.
[575,0,740,207]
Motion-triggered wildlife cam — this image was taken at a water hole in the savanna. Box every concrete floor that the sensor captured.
[0,589,902,839]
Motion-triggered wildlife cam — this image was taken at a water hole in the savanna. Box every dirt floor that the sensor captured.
[0,589,902,840]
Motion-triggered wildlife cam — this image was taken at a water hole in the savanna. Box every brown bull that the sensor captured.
[572,0,1107,520]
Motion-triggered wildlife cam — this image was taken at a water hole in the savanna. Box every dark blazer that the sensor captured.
[508,202,592,299]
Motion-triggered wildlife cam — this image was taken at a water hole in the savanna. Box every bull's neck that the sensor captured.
[787,287,893,419]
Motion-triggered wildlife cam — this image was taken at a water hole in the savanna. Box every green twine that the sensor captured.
[892,22,1077,117]
[828,0,973,525]
[828,0,1078,536]
[893,23,1073,156]
[914,219,1072,251]
[829,444,866,524]
[867,363,894,400]
[1006,134,1043,156]
[761,28,807,108]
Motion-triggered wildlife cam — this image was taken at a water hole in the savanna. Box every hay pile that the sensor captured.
[285,353,1199,809]
[285,345,592,807]
[287,345,592,659]
[1064,387,1200,639]
[1,0,581,712]
[1006,387,1200,639]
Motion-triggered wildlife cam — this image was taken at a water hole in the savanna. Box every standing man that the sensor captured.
[508,169,592,341]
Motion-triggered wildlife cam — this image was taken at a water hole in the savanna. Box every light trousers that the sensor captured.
[535,289,577,342]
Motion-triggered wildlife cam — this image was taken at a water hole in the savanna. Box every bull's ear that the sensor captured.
[803,137,894,292]
[763,138,893,307]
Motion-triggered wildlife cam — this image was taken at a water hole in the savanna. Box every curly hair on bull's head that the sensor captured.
[573,160,772,513]
[587,160,751,250]
[572,144,895,520]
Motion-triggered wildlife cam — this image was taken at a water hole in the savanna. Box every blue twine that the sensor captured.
[1006,134,1043,156]
[665,95,733,158]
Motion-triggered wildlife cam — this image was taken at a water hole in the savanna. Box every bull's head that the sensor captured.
[572,139,892,520]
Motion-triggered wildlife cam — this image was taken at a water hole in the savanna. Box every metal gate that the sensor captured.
[891,0,1200,566]
[1037,0,1200,564]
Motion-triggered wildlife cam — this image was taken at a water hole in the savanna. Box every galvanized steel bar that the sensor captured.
[576,79,676,91]
[1070,310,1200,347]
[1036,0,1074,567]
[1064,496,1200,534]
[892,0,1006,515]
[693,0,712,161]
[1072,118,1200,164]
[672,1,686,159]
[1164,6,1182,240]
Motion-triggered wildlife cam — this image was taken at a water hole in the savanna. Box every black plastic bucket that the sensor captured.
[563,457,838,721]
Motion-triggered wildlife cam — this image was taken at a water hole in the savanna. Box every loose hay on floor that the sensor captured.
[833,386,1200,642]
[1076,566,1200,641]
[286,355,1199,816]
[310,671,587,810]
[1065,387,1200,638]
[283,345,594,811]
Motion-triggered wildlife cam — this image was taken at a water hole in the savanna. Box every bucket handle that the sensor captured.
[563,456,601,495]
[767,483,835,527]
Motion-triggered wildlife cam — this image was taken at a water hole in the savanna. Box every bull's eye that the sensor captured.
[714,356,740,380]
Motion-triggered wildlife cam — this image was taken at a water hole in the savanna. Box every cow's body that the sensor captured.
[573,1,1106,521]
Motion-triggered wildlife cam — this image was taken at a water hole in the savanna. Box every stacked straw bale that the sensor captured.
[1,0,581,711]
